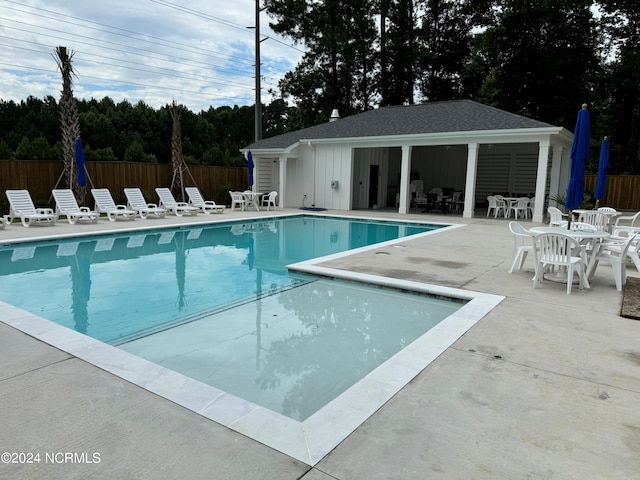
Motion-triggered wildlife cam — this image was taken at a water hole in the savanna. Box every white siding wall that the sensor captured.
[285,149,314,208]
[312,144,353,210]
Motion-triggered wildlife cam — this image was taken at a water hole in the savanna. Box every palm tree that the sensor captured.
[53,46,81,199]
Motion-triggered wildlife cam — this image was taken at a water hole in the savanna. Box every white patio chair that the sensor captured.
[261,191,278,211]
[91,188,137,221]
[52,189,99,224]
[577,210,607,231]
[229,191,245,211]
[508,197,530,220]
[533,232,587,294]
[124,188,166,219]
[611,228,640,273]
[155,187,198,216]
[185,187,225,214]
[597,206,617,214]
[593,234,638,291]
[5,189,56,227]
[487,196,505,218]
[614,211,640,230]
[547,206,568,227]
[508,221,534,273]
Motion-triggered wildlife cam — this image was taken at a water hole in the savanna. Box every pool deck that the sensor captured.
[1,209,639,479]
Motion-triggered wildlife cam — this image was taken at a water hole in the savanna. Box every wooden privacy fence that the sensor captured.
[583,175,640,211]
[0,160,247,209]
[1,160,639,212]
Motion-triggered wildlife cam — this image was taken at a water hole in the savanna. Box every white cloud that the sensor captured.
[0,0,305,112]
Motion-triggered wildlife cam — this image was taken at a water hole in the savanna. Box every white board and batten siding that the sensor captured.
[283,144,352,210]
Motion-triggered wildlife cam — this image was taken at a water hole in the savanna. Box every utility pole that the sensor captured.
[254,0,262,142]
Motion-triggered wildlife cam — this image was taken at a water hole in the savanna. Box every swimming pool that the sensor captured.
[0,213,504,465]
[0,215,441,344]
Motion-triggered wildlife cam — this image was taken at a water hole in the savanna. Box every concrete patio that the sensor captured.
[1,209,639,479]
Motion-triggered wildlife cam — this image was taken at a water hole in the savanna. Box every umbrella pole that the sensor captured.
[594,199,600,209]
[567,210,572,230]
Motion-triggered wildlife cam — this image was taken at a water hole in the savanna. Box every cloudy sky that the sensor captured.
[0,0,305,112]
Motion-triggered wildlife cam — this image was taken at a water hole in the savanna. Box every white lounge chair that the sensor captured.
[185,187,225,214]
[124,188,166,219]
[52,189,99,224]
[5,189,56,227]
[155,187,199,216]
[91,188,136,221]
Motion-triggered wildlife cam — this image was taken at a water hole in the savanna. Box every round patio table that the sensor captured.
[530,225,610,287]
[242,191,263,211]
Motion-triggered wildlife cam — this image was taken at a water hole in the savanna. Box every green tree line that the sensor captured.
[0,96,290,167]
[1,0,639,175]
[265,0,640,174]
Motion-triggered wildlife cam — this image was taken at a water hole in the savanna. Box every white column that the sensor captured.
[548,145,563,207]
[398,145,412,214]
[463,143,478,218]
[533,140,551,223]
[278,156,287,208]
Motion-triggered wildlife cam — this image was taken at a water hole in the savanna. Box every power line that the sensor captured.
[0,0,302,108]
[0,0,257,67]
[0,17,255,71]
[0,61,251,102]
[0,36,255,88]
[149,0,306,54]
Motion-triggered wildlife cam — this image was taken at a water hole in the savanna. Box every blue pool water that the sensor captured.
[0,215,462,421]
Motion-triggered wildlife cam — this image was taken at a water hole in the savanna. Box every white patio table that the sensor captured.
[530,225,610,287]
[243,191,263,211]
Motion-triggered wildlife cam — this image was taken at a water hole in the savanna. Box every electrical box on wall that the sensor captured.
[330,180,339,189]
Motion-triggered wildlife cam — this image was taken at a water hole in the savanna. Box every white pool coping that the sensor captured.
[0,216,504,465]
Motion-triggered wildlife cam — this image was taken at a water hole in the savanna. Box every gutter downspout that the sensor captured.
[308,141,316,207]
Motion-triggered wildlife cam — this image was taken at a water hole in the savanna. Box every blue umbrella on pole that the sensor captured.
[75,138,87,206]
[247,150,254,191]
[565,104,591,228]
[594,136,609,209]
[75,138,87,187]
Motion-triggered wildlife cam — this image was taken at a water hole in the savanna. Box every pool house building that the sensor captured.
[242,100,575,223]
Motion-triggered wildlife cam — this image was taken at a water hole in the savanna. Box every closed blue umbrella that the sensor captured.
[75,138,86,187]
[594,136,609,208]
[247,151,254,190]
[565,104,591,223]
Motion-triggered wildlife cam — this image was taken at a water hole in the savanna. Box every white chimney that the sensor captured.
[329,109,340,122]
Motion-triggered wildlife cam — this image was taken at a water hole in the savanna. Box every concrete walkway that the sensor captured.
[1,209,639,479]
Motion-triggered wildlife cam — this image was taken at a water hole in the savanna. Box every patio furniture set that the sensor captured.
[487,195,535,220]
[508,206,640,294]
[229,190,278,212]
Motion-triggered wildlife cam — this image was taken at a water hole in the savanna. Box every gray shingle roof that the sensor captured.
[245,100,555,150]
